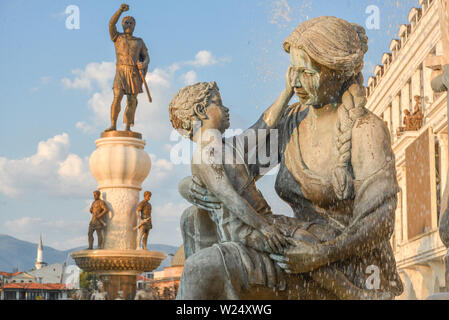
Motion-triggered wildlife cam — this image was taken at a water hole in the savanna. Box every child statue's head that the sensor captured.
[169,82,230,140]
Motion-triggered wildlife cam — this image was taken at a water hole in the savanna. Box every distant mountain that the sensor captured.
[0,234,179,273]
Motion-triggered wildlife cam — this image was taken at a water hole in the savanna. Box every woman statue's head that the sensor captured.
[283,16,368,107]
[284,17,369,201]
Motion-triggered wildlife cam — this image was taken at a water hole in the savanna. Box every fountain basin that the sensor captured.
[71,249,166,274]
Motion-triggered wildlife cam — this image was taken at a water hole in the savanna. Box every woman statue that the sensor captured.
[177,16,403,300]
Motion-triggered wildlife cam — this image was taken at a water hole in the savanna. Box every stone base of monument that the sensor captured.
[71,133,162,300]
[72,250,166,300]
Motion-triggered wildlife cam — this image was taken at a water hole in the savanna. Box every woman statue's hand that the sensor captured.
[261,224,288,254]
[285,66,294,96]
[178,176,221,212]
[270,238,326,274]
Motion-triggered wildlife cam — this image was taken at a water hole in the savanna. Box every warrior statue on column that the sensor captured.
[105,3,150,133]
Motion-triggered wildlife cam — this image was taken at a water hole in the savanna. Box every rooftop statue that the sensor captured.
[172,16,403,300]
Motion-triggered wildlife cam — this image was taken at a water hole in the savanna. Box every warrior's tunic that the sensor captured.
[111,31,149,96]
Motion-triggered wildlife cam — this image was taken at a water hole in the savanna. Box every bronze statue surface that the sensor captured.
[101,130,142,139]
[88,190,108,250]
[105,4,150,133]
[136,191,153,250]
[172,16,403,300]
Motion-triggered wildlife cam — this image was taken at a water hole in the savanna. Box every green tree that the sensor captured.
[79,271,95,290]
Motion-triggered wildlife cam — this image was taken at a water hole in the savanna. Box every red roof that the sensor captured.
[137,275,151,282]
[3,283,67,291]
[0,271,22,277]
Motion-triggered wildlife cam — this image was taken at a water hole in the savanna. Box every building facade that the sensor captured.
[0,236,79,300]
[1,283,68,300]
[151,245,184,299]
[365,0,448,299]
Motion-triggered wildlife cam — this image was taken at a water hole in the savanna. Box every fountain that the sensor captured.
[71,132,165,300]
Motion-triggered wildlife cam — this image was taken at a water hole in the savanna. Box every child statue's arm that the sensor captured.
[193,147,287,253]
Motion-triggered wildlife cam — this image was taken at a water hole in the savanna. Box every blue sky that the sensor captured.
[0,0,419,250]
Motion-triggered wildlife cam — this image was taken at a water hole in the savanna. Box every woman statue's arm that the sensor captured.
[274,113,399,273]
[232,67,294,179]
[248,67,294,131]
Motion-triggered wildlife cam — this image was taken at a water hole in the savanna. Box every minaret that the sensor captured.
[35,235,47,270]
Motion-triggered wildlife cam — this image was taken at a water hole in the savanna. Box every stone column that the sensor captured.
[72,132,166,300]
[90,133,150,299]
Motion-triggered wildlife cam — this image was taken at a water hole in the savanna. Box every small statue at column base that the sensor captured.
[135,191,152,250]
[88,190,108,250]
[91,281,108,300]
[115,290,124,300]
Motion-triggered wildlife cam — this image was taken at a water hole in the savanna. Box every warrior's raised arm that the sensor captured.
[109,4,129,42]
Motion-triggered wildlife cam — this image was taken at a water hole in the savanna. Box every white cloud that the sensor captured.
[185,50,231,67]
[61,61,115,91]
[153,202,188,222]
[63,50,230,140]
[145,153,175,187]
[181,70,198,85]
[75,121,96,134]
[0,133,95,197]
[62,61,178,139]
[186,50,217,67]
[148,201,189,246]
[132,64,181,139]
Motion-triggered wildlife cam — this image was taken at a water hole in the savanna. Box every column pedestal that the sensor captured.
[72,132,166,300]
[101,275,136,300]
